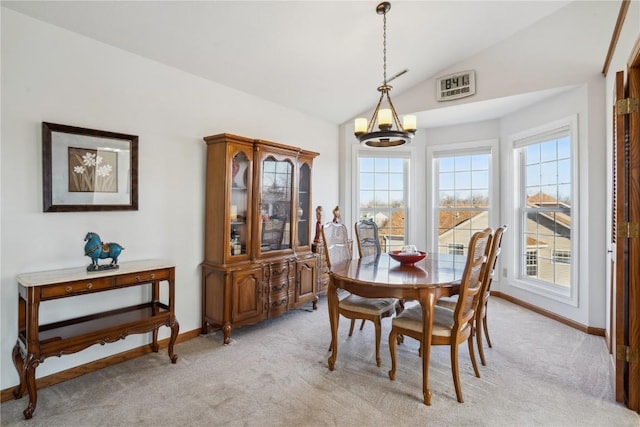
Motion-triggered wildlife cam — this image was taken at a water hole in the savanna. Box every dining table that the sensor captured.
[326,252,466,405]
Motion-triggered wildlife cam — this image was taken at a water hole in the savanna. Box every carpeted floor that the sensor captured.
[1,297,639,426]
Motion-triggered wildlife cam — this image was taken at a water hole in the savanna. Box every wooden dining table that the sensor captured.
[327,252,466,405]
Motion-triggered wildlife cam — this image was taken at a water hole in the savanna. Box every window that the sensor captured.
[553,250,571,264]
[357,156,408,252]
[435,152,491,256]
[448,243,464,255]
[526,249,538,277]
[514,117,576,297]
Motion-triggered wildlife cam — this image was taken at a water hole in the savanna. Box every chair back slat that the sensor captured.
[480,225,507,299]
[355,219,381,258]
[322,222,352,269]
[453,228,493,332]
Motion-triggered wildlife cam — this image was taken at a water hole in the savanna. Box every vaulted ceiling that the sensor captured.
[2,1,615,127]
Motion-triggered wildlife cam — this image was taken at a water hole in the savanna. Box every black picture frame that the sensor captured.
[42,122,138,212]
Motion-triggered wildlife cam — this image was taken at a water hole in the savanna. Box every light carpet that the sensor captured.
[1,297,639,426]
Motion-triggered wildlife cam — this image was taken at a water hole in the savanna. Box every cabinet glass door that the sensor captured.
[297,163,311,247]
[230,151,250,257]
[260,156,293,253]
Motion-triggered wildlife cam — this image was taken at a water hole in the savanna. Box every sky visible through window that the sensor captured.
[358,157,407,251]
[439,154,489,208]
[525,136,571,204]
[359,157,404,208]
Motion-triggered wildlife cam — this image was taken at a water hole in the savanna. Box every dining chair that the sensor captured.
[474,225,506,365]
[388,228,492,403]
[354,219,381,258]
[322,221,397,367]
[437,225,507,366]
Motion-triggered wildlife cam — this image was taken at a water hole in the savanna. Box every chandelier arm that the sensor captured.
[367,92,386,133]
[384,92,404,131]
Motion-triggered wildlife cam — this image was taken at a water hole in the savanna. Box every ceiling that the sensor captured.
[3,1,587,127]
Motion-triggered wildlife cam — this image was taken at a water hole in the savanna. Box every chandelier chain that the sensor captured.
[382,10,387,85]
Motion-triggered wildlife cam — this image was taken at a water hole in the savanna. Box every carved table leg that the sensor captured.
[420,293,436,406]
[327,278,339,371]
[11,341,26,399]
[168,318,180,363]
[151,327,160,353]
[312,295,319,310]
[22,354,40,419]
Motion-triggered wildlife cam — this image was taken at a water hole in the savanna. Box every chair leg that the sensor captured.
[348,319,356,336]
[359,319,366,331]
[374,318,382,367]
[468,336,480,378]
[476,316,487,366]
[483,307,492,348]
[451,344,463,403]
[388,328,397,380]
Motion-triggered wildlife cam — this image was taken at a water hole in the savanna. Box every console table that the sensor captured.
[11,259,179,419]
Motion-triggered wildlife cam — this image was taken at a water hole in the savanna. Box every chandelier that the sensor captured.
[354,2,417,148]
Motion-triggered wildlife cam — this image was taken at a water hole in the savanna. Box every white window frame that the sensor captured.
[352,146,414,254]
[426,139,499,254]
[509,115,579,306]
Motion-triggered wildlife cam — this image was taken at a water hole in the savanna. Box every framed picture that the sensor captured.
[42,122,138,212]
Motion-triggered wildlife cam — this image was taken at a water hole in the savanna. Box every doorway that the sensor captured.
[611,41,640,411]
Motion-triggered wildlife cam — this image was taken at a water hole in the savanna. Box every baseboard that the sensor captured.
[492,291,606,336]
[1,328,201,403]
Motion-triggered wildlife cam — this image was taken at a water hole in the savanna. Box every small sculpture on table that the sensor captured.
[332,205,341,224]
[84,232,124,271]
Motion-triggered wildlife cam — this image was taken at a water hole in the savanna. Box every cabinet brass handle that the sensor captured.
[65,286,73,293]
[135,276,141,282]
[150,273,155,279]
[86,283,93,289]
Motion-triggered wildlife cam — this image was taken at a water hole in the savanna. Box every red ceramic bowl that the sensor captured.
[388,250,427,266]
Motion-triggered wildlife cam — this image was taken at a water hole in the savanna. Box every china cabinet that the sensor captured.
[201,133,319,343]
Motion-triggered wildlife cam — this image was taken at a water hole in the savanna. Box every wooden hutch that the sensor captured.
[201,133,319,343]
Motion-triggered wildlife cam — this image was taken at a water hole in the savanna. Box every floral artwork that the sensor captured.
[68,147,118,193]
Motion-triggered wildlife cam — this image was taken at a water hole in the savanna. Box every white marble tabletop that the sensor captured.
[16,259,174,287]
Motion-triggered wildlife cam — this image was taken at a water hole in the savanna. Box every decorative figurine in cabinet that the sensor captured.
[201,133,319,344]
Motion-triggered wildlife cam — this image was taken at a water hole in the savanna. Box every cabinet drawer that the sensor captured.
[115,269,170,286]
[41,277,114,299]
[268,294,289,316]
[269,280,289,293]
[268,263,290,282]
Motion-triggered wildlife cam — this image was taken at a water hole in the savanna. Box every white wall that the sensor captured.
[0,8,338,390]
[498,82,602,327]
[393,1,619,119]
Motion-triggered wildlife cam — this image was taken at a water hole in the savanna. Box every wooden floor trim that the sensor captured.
[1,328,201,403]
[492,291,606,336]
